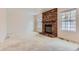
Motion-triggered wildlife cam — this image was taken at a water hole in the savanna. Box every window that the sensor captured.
[60,9,76,32]
[37,16,42,32]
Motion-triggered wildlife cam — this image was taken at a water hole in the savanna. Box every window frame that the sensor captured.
[60,8,77,32]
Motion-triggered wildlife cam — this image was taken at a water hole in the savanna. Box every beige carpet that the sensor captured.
[0,32,79,51]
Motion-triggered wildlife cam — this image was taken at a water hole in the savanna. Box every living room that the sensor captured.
[0,8,79,51]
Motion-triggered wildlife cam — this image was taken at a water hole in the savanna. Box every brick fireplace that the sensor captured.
[41,8,57,37]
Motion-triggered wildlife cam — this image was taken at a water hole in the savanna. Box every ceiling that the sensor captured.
[7,8,53,17]
[25,8,53,15]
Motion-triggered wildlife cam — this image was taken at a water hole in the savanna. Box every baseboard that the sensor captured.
[58,37,79,44]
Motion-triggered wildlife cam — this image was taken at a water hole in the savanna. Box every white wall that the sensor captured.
[7,8,34,37]
[0,9,7,41]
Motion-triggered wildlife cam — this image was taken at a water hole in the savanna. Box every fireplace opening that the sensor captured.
[45,24,52,34]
